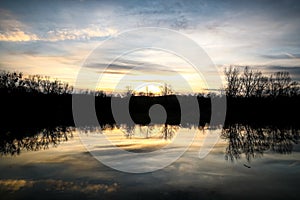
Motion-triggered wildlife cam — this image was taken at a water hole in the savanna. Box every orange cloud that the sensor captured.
[0,29,40,42]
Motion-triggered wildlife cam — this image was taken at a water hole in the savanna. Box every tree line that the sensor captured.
[224,66,300,98]
[0,71,73,95]
[2,66,300,98]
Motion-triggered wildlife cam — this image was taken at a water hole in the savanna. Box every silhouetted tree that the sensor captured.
[0,71,73,95]
[224,66,241,97]
[240,67,266,97]
[267,71,295,97]
[224,66,300,98]
[125,86,134,97]
[95,90,106,97]
[0,71,24,93]
[253,74,268,97]
[25,75,43,93]
[160,83,173,96]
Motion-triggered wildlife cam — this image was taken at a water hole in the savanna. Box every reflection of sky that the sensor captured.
[0,127,300,199]
[102,125,174,152]
[1,0,300,92]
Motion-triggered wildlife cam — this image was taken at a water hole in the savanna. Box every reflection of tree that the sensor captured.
[221,124,300,162]
[2,122,299,161]
[0,127,74,156]
[160,124,179,140]
[117,124,179,140]
[118,123,136,138]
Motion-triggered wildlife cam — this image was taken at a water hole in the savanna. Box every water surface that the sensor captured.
[0,124,299,200]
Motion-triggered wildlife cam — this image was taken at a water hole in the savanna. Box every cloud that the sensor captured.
[0,26,117,42]
[46,26,117,41]
[0,8,39,41]
[98,70,131,75]
[265,65,300,78]
[223,65,300,81]
[86,59,190,76]
[1,0,300,91]
[261,53,300,60]
[0,9,117,42]
[0,29,39,41]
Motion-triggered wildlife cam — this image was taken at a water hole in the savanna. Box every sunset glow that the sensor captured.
[1,0,300,94]
[1,1,300,199]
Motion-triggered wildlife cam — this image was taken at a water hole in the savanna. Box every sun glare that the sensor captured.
[134,83,163,96]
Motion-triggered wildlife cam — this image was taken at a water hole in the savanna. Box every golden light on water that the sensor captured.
[101,125,179,152]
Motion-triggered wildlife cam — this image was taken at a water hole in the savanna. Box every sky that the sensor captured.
[0,0,300,93]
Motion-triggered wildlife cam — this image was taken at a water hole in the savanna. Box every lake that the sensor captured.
[0,124,299,200]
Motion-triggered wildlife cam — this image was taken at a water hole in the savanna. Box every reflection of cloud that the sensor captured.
[0,179,34,191]
[44,179,118,193]
[0,179,118,193]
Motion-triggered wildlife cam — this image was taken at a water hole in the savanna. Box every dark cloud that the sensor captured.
[261,53,300,59]
[87,59,190,76]
[263,65,300,81]
[86,63,133,70]
[265,66,300,74]
[97,70,130,75]
[220,64,300,81]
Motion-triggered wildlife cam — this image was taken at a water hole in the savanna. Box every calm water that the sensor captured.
[0,124,299,200]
